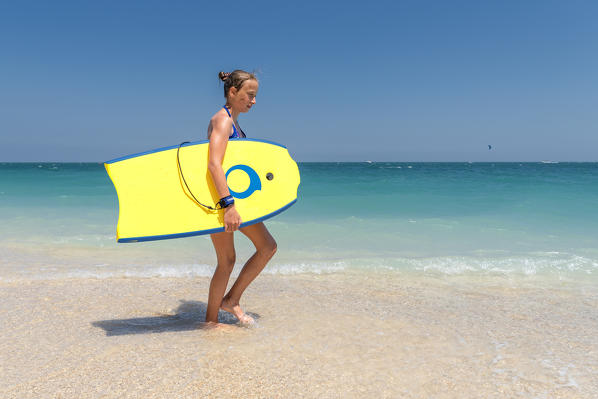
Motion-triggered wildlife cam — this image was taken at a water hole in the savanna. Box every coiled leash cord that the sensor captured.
[176,141,220,211]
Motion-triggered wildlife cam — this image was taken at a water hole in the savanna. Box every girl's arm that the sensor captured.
[208,117,242,232]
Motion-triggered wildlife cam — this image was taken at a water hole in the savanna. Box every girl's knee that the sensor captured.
[261,239,277,259]
[217,253,236,271]
[270,240,278,256]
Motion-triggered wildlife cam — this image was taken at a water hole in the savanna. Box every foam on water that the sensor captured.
[2,245,598,282]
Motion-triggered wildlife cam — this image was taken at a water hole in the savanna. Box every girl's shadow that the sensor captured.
[92,300,260,336]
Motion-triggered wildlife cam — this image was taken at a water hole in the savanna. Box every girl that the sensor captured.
[205,70,277,325]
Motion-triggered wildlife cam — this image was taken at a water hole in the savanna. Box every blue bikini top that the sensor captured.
[223,106,246,139]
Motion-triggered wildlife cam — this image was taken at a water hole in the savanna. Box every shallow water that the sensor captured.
[1,162,598,282]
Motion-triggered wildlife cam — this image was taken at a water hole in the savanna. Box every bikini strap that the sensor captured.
[222,105,239,137]
[222,105,247,138]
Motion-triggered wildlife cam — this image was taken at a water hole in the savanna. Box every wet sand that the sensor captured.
[1,271,597,398]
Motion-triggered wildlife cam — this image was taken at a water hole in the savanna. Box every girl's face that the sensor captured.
[230,79,258,112]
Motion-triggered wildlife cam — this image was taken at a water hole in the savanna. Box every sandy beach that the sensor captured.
[1,271,596,398]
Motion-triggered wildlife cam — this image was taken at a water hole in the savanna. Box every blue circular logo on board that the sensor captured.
[225,164,262,199]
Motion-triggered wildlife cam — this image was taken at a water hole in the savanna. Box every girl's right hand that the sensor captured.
[224,206,242,232]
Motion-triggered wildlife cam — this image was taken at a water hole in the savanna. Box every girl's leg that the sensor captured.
[221,223,277,321]
[206,231,236,323]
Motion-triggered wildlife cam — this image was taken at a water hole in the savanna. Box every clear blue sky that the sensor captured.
[1,0,597,162]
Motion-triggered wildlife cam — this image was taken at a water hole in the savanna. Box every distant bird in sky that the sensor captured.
[488,145,492,150]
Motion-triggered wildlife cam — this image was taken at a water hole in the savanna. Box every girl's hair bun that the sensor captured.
[218,71,231,81]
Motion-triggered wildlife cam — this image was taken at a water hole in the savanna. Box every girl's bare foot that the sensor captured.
[201,321,236,331]
[220,297,255,324]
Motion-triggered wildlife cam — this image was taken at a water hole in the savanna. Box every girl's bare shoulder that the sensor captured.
[208,109,232,138]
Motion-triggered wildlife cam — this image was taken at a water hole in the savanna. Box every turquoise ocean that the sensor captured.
[1,162,597,282]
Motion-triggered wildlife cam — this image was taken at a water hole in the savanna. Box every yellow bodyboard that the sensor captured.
[105,139,300,242]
